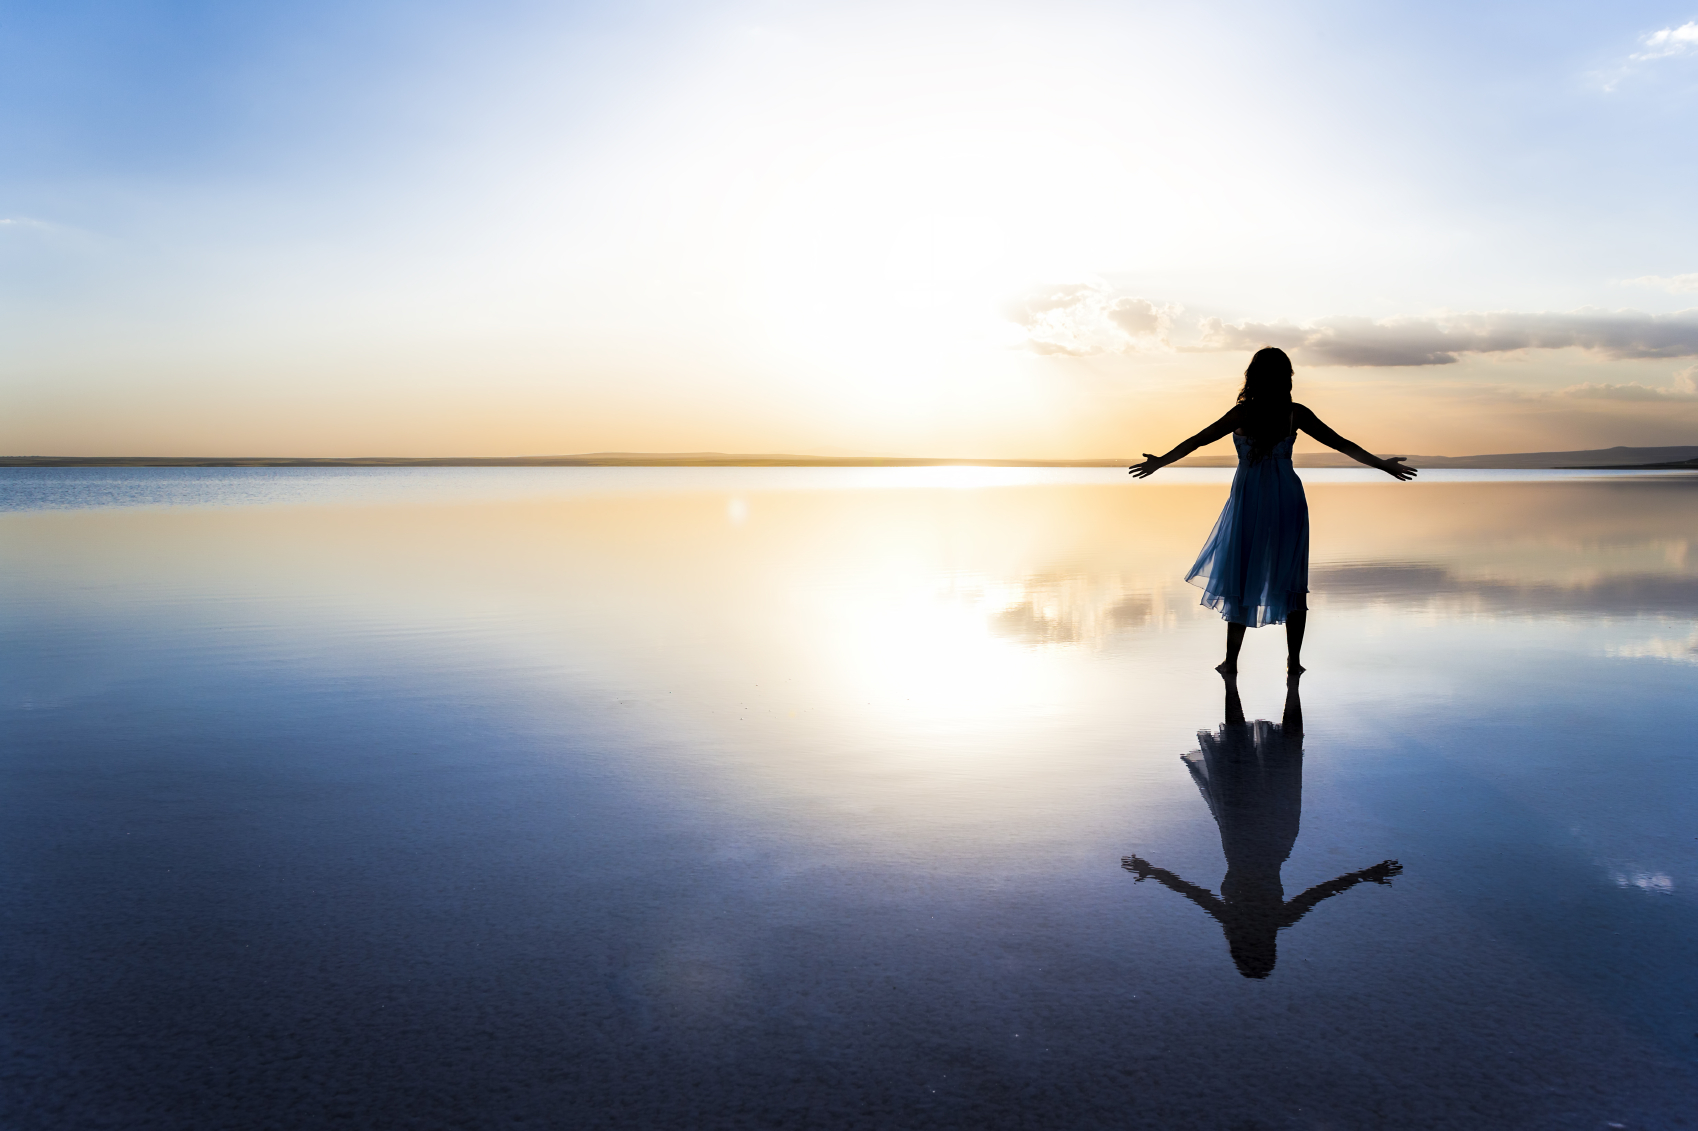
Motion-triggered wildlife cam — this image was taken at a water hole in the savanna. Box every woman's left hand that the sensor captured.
[1128,453,1166,478]
[1380,457,1418,481]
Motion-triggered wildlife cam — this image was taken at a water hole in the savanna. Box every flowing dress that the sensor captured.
[1185,431,1309,627]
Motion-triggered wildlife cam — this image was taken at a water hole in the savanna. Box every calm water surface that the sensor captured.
[3,468,1696,1129]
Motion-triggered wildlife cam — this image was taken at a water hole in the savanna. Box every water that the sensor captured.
[3,467,1696,1129]
[5,464,1695,512]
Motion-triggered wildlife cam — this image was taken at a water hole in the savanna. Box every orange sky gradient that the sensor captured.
[5,1,1698,458]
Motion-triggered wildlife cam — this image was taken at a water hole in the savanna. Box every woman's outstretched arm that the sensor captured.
[1128,407,1241,478]
[1295,405,1418,480]
[1279,859,1402,928]
[1122,855,1228,918]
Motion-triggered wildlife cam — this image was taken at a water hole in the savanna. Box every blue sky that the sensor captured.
[5,1,1698,455]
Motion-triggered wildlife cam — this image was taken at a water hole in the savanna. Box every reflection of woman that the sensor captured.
[1129,347,1415,673]
[1122,675,1400,979]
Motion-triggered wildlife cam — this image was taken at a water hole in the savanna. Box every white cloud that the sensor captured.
[1557,364,1698,400]
[1004,283,1179,357]
[1633,20,1698,61]
[1199,308,1698,367]
[1599,21,1698,90]
[1619,272,1698,293]
[1558,382,1697,401]
[0,216,59,233]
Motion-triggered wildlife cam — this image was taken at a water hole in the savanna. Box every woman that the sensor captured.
[1129,347,1416,673]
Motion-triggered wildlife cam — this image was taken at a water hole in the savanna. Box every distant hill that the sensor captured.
[1175,445,1698,469]
[3,446,1696,469]
[1392,445,1698,469]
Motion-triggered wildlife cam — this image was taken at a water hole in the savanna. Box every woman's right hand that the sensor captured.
[1380,457,1418,481]
[1128,453,1166,478]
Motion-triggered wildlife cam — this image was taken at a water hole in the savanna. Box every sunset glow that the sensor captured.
[5,1,1698,456]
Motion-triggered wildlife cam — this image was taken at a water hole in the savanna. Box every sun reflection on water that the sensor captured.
[5,472,1698,855]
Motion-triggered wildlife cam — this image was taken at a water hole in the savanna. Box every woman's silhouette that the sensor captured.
[1121,675,1400,979]
[1129,347,1416,673]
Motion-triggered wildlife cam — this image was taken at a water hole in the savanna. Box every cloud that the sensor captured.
[1632,20,1698,61]
[1559,382,1697,401]
[1598,21,1698,90]
[1199,308,1698,367]
[0,216,61,234]
[1620,272,1698,293]
[1005,282,1179,357]
[1558,364,1698,401]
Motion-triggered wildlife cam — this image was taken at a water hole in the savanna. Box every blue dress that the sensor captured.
[1185,431,1309,627]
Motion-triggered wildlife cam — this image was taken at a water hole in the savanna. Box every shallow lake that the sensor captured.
[3,467,1696,1129]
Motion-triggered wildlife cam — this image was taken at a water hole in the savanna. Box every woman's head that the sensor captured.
[1227,928,1279,979]
[1236,347,1295,462]
[1238,347,1294,406]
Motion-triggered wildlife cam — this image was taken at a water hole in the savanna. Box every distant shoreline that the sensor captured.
[3,445,1696,471]
[1,455,1126,469]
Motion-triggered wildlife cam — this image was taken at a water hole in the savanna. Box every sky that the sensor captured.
[4,0,1698,458]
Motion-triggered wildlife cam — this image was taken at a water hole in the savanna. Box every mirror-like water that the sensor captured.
[3,468,1696,1129]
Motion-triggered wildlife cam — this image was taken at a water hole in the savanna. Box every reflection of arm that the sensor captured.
[1129,408,1241,477]
[1295,405,1415,479]
[1123,855,1227,918]
[1281,859,1401,927]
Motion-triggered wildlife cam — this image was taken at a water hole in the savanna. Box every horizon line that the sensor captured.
[3,444,1698,470]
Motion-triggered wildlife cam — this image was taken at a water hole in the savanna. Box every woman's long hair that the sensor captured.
[1236,347,1294,463]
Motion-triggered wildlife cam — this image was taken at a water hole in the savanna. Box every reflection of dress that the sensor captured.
[1186,432,1309,627]
[1184,720,1302,894]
